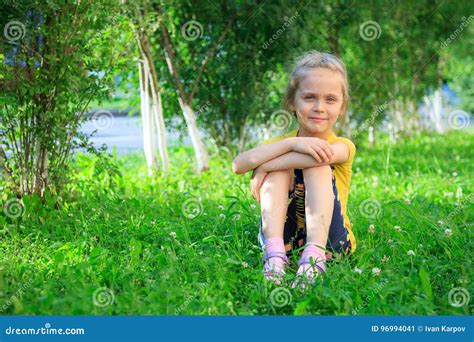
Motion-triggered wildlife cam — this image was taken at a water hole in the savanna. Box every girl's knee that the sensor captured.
[261,169,292,189]
[303,165,332,179]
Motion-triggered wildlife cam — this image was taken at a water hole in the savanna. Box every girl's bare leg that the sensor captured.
[260,170,292,240]
[292,165,333,288]
[259,169,292,284]
[303,165,334,247]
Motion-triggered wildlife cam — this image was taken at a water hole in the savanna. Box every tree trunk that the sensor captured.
[135,22,169,175]
[138,60,159,175]
[160,25,209,172]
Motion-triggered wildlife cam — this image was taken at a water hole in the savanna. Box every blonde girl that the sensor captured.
[232,51,356,288]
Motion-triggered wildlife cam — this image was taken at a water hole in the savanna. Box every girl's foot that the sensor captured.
[262,251,289,285]
[262,236,288,285]
[291,243,326,289]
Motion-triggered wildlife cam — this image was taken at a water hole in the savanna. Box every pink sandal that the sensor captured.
[291,244,326,289]
[262,250,289,285]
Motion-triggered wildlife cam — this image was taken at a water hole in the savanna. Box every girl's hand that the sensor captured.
[251,167,295,203]
[290,137,334,163]
[250,167,267,203]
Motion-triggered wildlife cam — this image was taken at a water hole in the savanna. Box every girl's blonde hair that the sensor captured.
[283,50,350,131]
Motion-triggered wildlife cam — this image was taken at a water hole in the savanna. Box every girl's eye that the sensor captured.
[305,95,315,100]
[327,98,336,103]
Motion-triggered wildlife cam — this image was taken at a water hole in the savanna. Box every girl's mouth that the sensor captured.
[309,117,327,123]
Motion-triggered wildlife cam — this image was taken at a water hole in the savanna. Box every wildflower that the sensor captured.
[219,213,225,219]
[452,171,457,177]
[354,267,363,274]
[404,199,411,205]
[444,228,452,237]
[381,255,389,263]
[438,220,444,225]
[372,267,381,276]
[407,250,416,256]
[368,224,375,234]
[150,220,156,225]
[250,204,256,209]
[218,205,225,210]
[242,262,249,268]
[169,231,177,238]
[443,192,453,198]
[394,225,401,232]
[395,171,399,177]
[233,214,241,221]
[455,187,463,200]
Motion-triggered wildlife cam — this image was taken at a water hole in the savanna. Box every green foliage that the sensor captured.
[0,131,471,315]
[0,0,128,197]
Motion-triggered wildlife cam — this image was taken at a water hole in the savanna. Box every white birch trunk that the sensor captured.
[147,63,169,172]
[138,60,159,175]
[181,102,209,172]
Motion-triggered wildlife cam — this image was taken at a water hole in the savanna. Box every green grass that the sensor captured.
[0,131,472,315]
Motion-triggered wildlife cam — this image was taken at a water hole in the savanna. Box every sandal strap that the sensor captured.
[262,251,289,264]
[298,254,326,273]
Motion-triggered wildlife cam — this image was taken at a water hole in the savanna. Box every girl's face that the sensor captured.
[292,68,344,137]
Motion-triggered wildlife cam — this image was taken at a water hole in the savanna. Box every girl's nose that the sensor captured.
[313,100,324,111]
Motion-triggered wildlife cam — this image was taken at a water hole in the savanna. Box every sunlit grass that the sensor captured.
[0,131,472,315]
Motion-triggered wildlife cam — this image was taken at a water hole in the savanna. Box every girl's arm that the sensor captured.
[232,137,334,174]
[232,139,294,174]
[258,142,349,173]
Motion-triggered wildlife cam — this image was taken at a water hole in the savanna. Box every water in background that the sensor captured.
[79,115,190,155]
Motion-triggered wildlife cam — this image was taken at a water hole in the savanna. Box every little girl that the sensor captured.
[232,51,356,288]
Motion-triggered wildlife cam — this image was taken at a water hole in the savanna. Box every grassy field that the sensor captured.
[0,131,472,315]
